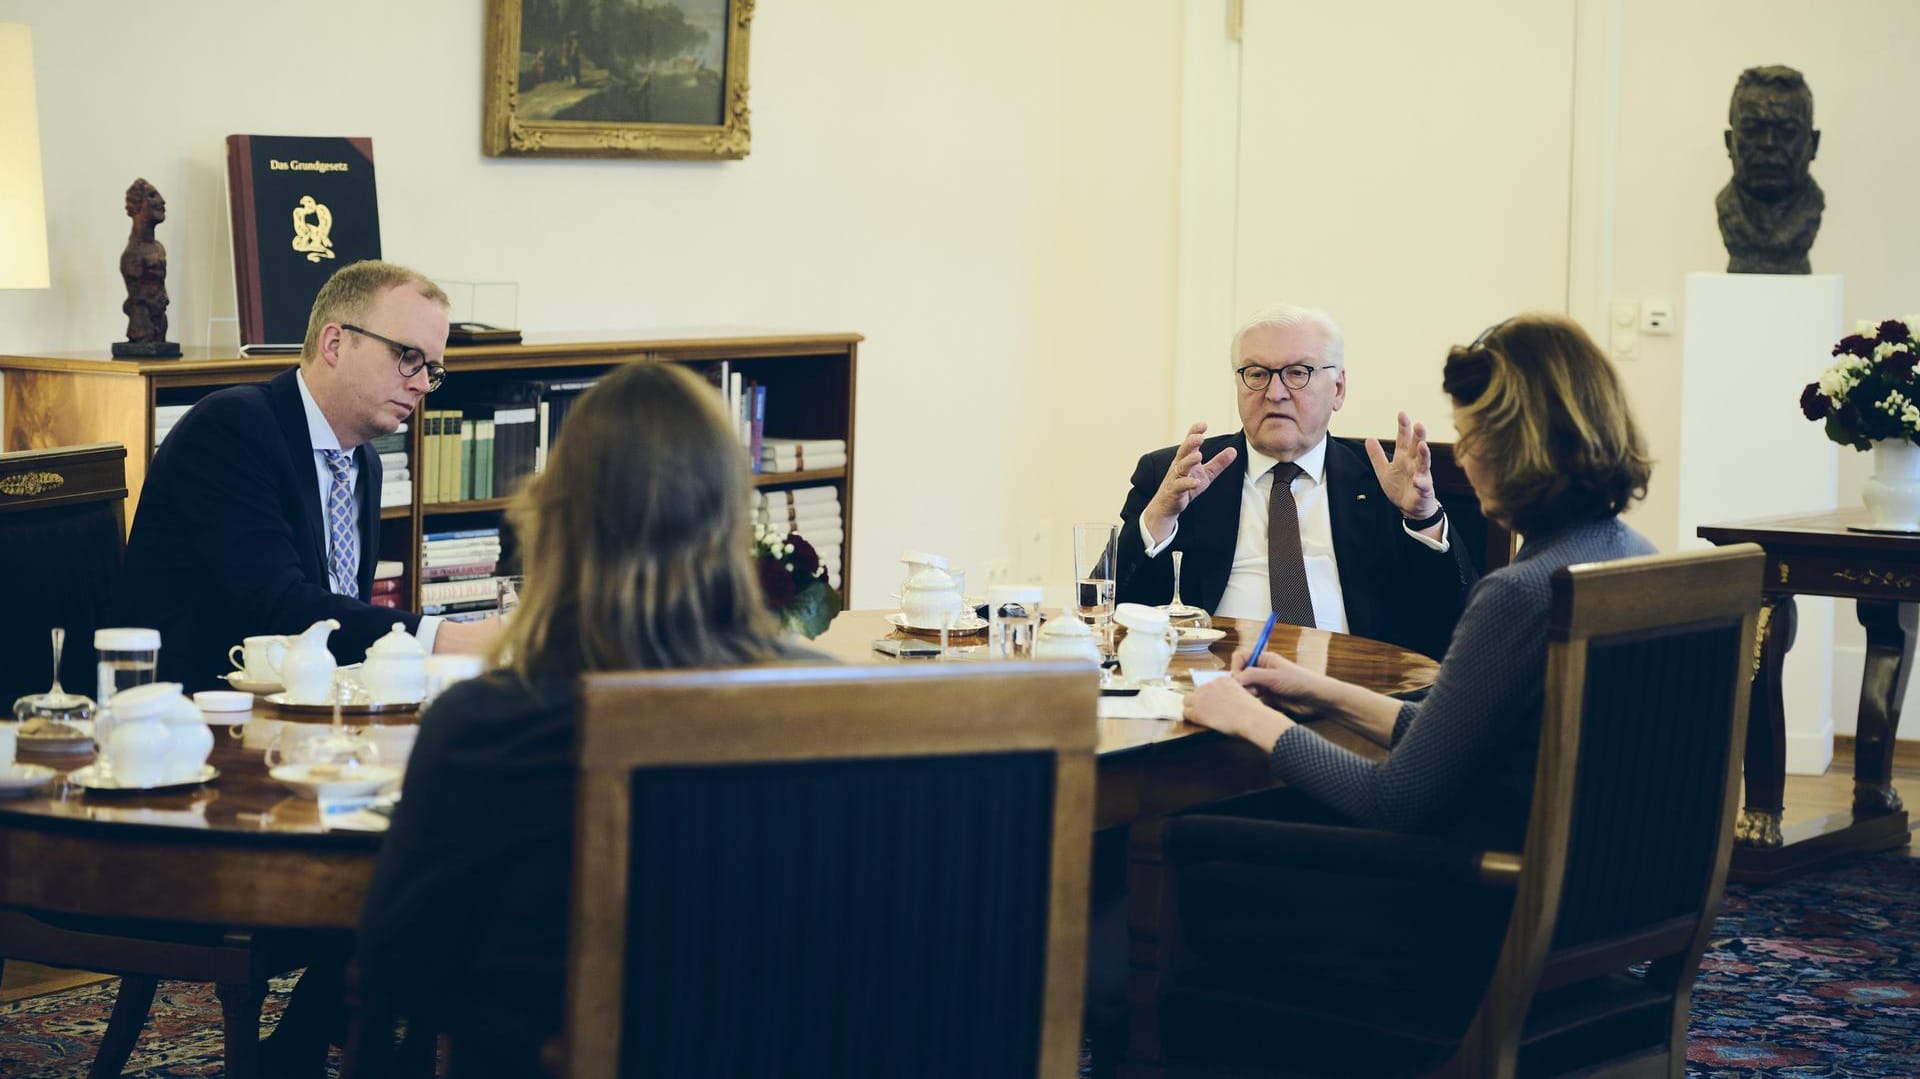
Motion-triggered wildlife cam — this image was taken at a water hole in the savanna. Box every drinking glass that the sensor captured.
[1073,522,1119,656]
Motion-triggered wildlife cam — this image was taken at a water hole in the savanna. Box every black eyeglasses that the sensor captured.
[342,324,445,392]
[1235,363,1338,392]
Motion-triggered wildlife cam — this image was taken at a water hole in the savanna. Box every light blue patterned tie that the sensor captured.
[323,449,358,597]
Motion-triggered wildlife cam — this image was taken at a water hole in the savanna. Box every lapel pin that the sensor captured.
[1357,493,1367,500]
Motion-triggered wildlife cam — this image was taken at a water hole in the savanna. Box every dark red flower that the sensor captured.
[1878,319,1912,344]
[1835,334,1875,359]
[1882,350,1920,380]
[783,532,822,579]
[1836,402,1863,428]
[1800,382,1829,420]
[757,553,796,610]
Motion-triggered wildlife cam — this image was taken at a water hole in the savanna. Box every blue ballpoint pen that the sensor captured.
[1244,610,1281,670]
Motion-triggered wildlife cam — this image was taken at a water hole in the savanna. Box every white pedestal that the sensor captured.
[1679,272,1842,775]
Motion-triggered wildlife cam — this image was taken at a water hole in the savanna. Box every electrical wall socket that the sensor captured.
[1018,523,1051,585]
[1641,300,1674,335]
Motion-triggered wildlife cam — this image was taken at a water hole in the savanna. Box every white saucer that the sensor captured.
[67,763,219,793]
[887,612,989,635]
[222,672,285,695]
[0,763,56,797]
[1175,627,1226,653]
[270,763,402,801]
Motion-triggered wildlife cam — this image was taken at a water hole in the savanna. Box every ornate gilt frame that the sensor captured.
[482,0,752,160]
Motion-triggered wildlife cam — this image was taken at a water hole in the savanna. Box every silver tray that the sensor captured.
[67,763,219,793]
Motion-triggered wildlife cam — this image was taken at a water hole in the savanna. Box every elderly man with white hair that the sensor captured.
[1114,303,1475,661]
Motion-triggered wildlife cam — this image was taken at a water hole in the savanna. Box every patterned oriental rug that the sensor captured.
[1,856,1917,1078]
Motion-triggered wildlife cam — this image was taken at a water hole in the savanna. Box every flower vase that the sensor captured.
[1863,438,1920,532]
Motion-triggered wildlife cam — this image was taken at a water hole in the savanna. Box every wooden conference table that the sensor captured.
[0,611,1436,1075]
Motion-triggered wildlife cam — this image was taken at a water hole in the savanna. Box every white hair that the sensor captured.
[1229,304,1345,369]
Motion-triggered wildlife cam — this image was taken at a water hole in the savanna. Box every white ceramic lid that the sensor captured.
[902,565,958,589]
[95,627,161,651]
[1113,603,1169,633]
[110,681,187,720]
[366,623,425,656]
[898,550,950,571]
[1038,613,1094,638]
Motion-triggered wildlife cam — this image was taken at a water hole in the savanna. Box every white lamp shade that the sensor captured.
[0,23,50,290]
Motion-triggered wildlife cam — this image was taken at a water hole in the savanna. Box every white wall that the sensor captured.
[0,0,1183,611]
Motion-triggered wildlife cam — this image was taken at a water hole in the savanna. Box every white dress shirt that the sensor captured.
[296,371,440,650]
[1140,434,1448,626]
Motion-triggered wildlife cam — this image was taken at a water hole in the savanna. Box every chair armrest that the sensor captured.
[1163,815,1520,889]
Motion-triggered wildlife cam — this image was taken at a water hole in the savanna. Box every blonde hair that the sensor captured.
[490,362,787,681]
[1442,314,1651,534]
[301,260,449,364]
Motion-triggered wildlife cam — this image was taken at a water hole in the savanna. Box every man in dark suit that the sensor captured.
[1115,303,1474,661]
[119,259,496,692]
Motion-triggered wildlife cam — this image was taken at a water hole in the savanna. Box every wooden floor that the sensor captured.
[4,748,1917,1006]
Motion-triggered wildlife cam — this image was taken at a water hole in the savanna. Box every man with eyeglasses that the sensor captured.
[1114,303,1474,661]
[120,259,499,693]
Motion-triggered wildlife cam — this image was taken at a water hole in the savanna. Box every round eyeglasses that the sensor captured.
[342,324,446,392]
[1235,363,1338,392]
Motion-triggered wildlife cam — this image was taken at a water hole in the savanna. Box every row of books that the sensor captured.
[422,528,505,621]
[371,426,410,508]
[759,437,846,474]
[416,377,601,504]
[754,485,844,590]
[370,560,405,609]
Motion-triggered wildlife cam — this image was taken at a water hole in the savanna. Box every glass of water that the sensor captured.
[1072,523,1119,656]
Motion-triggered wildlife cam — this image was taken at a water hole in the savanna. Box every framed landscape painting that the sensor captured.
[483,0,751,160]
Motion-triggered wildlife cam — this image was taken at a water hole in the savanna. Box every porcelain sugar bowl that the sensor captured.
[360,623,427,704]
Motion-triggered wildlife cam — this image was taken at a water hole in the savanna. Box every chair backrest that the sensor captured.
[0,444,129,705]
[1341,437,1513,574]
[1453,544,1762,1076]
[566,661,1098,1079]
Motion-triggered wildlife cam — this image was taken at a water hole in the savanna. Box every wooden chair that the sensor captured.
[0,443,128,705]
[1157,544,1764,1078]
[560,662,1098,1079]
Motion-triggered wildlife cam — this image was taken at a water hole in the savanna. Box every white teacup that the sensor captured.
[229,635,290,683]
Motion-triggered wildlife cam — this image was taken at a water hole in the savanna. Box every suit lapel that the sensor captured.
[1324,438,1378,635]
[266,369,327,573]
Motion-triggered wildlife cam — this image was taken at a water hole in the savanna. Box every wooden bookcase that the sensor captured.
[0,330,862,609]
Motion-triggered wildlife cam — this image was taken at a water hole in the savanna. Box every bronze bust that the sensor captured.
[112,178,182,358]
[1717,66,1822,275]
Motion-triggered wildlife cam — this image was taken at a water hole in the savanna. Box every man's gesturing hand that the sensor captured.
[1142,422,1238,545]
[1364,411,1441,523]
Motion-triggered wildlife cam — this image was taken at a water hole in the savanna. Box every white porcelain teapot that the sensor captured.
[360,623,427,704]
[899,551,965,629]
[1031,612,1103,664]
[280,619,341,704]
[102,682,213,787]
[1114,603,1180,682]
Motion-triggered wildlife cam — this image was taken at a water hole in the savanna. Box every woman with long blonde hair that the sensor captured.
[354,361,805,1073]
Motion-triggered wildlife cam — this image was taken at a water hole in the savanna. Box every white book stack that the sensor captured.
[757,484,843,591]
[373,422,411,508]
[758,438,846,474]
[153,404,191,451]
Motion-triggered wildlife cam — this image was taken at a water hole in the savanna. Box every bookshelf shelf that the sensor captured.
[424,497,514,515]
[1,329,863,607]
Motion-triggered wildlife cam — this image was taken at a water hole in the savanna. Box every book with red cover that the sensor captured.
[226,135,381,351]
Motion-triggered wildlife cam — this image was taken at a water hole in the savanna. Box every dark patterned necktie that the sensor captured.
[1267,462,1315,626]
[323,449,359,597]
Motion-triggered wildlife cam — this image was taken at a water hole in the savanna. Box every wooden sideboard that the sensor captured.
[0,330,861,607]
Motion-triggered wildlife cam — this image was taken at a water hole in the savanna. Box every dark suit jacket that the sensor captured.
[118,368,419,691]
[1115,431,1474,660]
